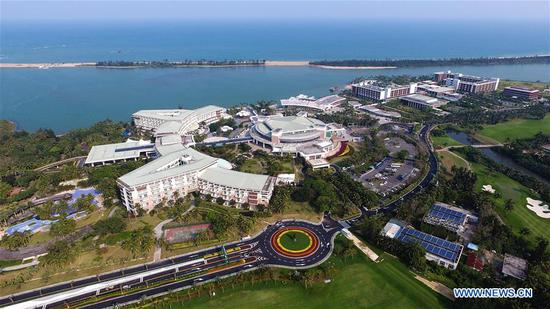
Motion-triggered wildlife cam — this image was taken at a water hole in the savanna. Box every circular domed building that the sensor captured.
[250,115,346,167]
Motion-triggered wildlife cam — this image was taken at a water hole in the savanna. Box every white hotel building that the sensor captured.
[132,105,227,136]
[117,147,275,213]
[86,106,276,214]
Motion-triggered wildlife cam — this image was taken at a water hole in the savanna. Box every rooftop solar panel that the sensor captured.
[395,227,463,263]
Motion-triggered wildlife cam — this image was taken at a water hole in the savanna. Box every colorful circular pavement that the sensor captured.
[270,226,320,258]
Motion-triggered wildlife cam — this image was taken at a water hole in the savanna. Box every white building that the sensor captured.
[117,146,275,213]
[84,139,156,167]
[132,105,227,136]
[280,94,346,112]
[434,71,499,94]
[400,94,447,110]
[249,115,346,168]
[84,106,276,214]
[352,80,417,101]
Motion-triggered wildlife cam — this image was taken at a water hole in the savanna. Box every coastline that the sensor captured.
[310,65,397,70]
[0,61,393,70]
[0,63,96,68]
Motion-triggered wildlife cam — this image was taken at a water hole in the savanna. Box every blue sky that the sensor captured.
[1,1,549,21]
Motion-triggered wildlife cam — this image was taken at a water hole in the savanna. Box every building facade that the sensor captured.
[433,71,499,94]
[400,94,445,110]
[351,80,417,101]
[503,86,540,100]
[117,147,275,213]
[132,105,227,135]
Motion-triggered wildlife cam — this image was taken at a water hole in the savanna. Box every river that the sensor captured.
[445,130,549,184]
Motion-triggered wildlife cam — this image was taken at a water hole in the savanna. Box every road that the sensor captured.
[1,124,437,309]
[0,215,341,309]
[343,124,438,222]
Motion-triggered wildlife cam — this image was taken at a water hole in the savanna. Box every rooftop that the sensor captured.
[502,254,528,280]
[401,94,439,104]
[118,147,218,187]
[199,166,271,191]
[255,116,326,136]
[85,140,155,165]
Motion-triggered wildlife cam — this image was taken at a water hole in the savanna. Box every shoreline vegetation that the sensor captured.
[310,55,550,68]
[1,55,548,70]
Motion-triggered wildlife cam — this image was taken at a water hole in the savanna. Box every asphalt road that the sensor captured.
[1,124,437,309]
[1,216,341,309]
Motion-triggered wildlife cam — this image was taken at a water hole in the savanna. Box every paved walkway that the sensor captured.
[415,275,455,301]
[152,204,196,261]
[342,229,379,262]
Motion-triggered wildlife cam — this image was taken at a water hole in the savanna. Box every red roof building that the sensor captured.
[466,252,484,271]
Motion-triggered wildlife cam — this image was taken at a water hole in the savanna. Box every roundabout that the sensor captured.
[270,226,320,258]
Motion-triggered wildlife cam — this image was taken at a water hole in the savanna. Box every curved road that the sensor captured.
[0,216,341,309]
[1,124,437,309]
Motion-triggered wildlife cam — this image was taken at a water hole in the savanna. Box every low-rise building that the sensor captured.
[381,220,464,270]
[359,104,402,119]
[400,94,447,110]
[351,80,417,101]
[416,83,456,98]
[502,254,528,280]
[84,139,156,167]
[117,147,276,213]
[133,105,227,135]
[280,94,346,112]
[423,202,478,233]
[503,86,540,101]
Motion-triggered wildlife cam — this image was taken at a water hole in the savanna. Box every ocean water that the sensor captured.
[1,20,549,132]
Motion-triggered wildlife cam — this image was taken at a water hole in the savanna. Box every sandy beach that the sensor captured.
[0,63,96,68]
[1,61,397,70]
[310,65,397,70]
[264,60,310,66]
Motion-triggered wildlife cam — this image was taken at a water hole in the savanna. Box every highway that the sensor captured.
[0,124,437,309]
[0,217,341,309]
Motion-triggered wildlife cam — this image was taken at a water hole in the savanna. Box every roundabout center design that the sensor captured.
[270,226,320,258]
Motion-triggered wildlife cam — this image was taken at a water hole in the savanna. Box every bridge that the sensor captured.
[33,156,87,172]
[437,143,503,152]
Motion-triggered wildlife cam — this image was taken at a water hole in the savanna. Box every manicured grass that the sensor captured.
[477,114,550,143]
[431,135,462,149]
[157,253,449,309]
[455,152,550,242]
[279,231,311,251]
[438,151,469,171]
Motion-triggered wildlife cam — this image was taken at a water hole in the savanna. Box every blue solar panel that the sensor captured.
[395,227,463,262]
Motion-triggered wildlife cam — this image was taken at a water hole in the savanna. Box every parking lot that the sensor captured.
[360,158,419,196]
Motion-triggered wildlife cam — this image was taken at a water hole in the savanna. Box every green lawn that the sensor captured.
[238,159,265,174]
[279,231,311,251]
[438,151,469,171]
[432,135,462,149]
[466,158,549,242]
[156,253,449,309]
[477,114,550,143]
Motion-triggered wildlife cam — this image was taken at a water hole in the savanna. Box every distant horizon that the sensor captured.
[1,1,549,22]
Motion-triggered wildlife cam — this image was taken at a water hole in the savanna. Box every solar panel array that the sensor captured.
[425,204,467,227]
[395,228,463,263]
